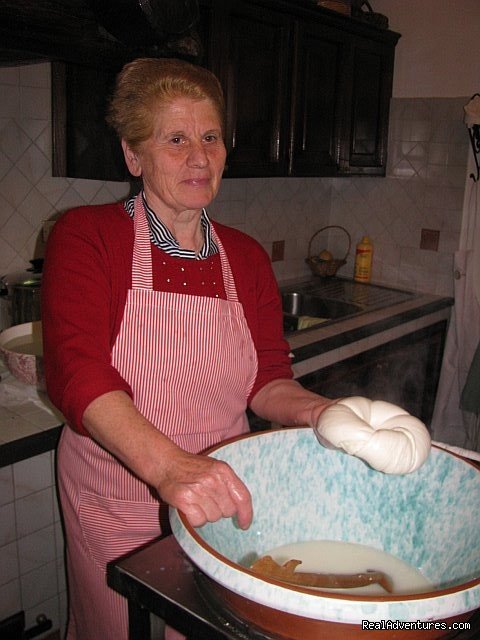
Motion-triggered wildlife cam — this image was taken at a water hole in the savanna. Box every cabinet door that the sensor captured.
[52,62,128,182]
[339,36,396,175]
[220,3,291,177]
[289,20,347,177]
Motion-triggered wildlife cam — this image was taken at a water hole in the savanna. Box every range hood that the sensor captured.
[0,0,201,68]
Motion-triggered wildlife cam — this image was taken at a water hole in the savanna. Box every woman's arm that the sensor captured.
[83,390,253,529]
[42,205,133,433]
[250,378,337,428]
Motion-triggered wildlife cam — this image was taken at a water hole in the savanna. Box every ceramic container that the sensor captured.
[0,320,43,386]
[170,428,480,640]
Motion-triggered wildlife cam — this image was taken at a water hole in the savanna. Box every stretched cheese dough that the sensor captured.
[315,396,431,474]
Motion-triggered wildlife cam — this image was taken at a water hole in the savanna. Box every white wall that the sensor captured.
[372,0,480,98]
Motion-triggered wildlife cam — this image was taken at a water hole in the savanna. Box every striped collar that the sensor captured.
[124,192,219,260]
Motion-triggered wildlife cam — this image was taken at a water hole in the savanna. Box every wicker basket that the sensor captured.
[305,225,351,277]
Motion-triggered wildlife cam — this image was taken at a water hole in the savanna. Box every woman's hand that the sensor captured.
[157,451,253,529]
[83,391,253,529]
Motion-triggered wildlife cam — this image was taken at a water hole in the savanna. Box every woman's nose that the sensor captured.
[187,141,208,167]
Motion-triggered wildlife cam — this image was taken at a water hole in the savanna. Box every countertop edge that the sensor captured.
[288,296,453,362]
[0,424,63,468]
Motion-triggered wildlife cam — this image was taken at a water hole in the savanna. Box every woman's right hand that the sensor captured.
[156,450,253,529]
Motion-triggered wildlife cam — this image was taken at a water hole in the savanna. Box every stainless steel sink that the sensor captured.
[282,292,362,319]
[280,278,416,334]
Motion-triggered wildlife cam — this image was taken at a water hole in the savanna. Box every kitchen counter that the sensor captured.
[281,278,453,379]
[0,280,453,467]
[0,363,63,467]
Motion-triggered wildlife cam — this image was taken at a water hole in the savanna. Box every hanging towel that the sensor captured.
[460,340,480,414]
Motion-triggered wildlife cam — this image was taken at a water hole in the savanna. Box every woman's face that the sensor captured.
[122,97,226,219]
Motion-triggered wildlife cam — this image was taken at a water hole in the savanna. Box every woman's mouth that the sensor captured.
[184,178,210,187]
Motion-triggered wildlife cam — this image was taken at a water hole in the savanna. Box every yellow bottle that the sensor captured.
[354,236,373,283]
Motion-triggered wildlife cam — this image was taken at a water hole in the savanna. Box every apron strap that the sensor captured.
[132,195,153,290]
[213,229,239,303]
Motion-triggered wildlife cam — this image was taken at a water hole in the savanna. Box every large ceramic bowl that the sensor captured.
[0,321,43,386]
[170,428,480,640]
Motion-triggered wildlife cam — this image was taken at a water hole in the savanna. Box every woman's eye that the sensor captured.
[171,137,182,144]
[204,134,219,143]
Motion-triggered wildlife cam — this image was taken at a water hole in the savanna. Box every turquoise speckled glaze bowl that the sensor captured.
[170,428,480,639]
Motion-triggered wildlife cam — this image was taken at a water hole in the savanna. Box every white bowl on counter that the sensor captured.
[0,321,44,386]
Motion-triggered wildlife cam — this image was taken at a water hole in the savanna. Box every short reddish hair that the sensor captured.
[107,57,225,149]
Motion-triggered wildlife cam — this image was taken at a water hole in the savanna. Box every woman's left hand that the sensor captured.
[157,450,253,529]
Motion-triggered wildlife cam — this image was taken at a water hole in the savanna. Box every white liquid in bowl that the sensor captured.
[261,540,432,596]
[2,336,43,356]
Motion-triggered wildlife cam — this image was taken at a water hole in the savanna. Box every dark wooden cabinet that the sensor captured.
[218,3,292,177]
[297,321,448,428]
[338,34,396,175]
[214,0,399,178]
[52,62,128,182]
[49,0,400,181]
[289,19,346,177]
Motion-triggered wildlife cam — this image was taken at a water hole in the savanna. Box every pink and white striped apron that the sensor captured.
[57,196,258,639]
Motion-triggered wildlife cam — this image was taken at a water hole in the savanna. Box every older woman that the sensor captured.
[42,58,334,639]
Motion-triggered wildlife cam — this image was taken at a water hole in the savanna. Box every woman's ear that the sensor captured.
[121,140,142,177]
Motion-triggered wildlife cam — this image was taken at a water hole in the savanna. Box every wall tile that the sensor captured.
[13,452,52,499]
[16,188,52,228]
[19,64,50,88]
[16,143,50,185]
[0,578,21,621]
[0,541,20,586]
[58,589,67,633]
[20,86,50,121]
[0,67,20,85]
[209,197,245,226]
[54,522,65,567]
[0,120,31,163]
[20,559,58,609]
[0,166,32,209]
[0,465,14,506]
[0,85,20,118]
[17,524,56,574]
[56,559,67,596]
[0,145,12,182]
[33,175,69,210]
[0,502,16,546]
[15,488,54,538]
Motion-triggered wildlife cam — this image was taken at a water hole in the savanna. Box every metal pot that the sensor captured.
[0,260,43,328]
